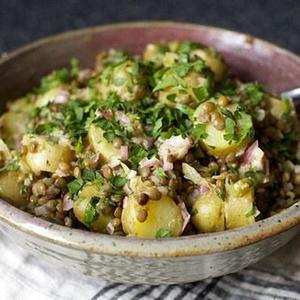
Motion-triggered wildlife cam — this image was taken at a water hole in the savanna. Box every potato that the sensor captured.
[0,170,29,208]
[194,102,253,157]
[158,71,210,107]
[73,183,114,233]
[143,43,168,68]
[100,59,146,102]
[225,179,255,229]
[88,125,121,164]
[22,135,74,174]
[266,96,291,120]
[200,122,251,157]
[35,86,67,107]
[121,194,183,238]
[1,112,29,149]
[192,190,225,233]
[190,48,227,81]
[1,96,35,149]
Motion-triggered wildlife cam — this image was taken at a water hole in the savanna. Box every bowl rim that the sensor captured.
[0,21,300,258]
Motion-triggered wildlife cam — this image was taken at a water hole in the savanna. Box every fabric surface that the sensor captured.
[0,232,299,300]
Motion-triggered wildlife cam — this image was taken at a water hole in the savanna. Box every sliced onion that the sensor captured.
[54,90,70,104]
[163,160,173,171]
[177,198,191,234]
[200,185,210,194]
[241,140,265,171]
[63,196,73,211]
[182,163,210,188]
[120,145,129,160]
[139,157,160,169]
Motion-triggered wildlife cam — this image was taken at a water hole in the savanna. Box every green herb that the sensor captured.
[82,169,102,182]
[32,122,59,135]
[129,144,148,167]
[282,98,293,121]
[245,205,256,218]
[113,77,126,86]
[0,160,20,174]
[155,229,174,238]
[177,41,200,54]
[191,208,198,216]
[193,124,208,141]
[222,108,253,143]
[84,196,99,225]
[110,176,127,188]
[215,188,225,201]
[228,166,239,175]
[193,86,209,102]
[152,118,163,138]
[37,69,70,94]
[154,167,166,178]
[75,136,84,154]
[63,100,90,139]
[244,169,257,186]
[244,82,264,106]
[70,58,80,77]
[67,178,84,197]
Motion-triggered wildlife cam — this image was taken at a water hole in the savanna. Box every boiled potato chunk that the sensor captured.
[0,170,29,208]
[143,43,168,68]
[200,122,251,157]
[266,96,291,119]
[190,48,226,81]
[158,71,210,107]
[1,112,29,149]
[22,135,74,174]
[194,102,253,157]
[121,194,183,238]
[88,125,120,164]
[100,59,146,102]
[35,86,65,107]
[192,190,225,233]
[73,183,114,233]
[225,179,255,229]
[1,96,35,149]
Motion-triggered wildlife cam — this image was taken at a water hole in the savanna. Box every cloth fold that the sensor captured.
[0,232,299,300]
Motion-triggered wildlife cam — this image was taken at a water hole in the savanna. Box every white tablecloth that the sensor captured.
[0,232,299,300]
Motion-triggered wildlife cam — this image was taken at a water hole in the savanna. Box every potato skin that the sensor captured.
[194,102,253,157]
[88,125,120,163]
[73,183,114,233]
[225,179,255,229]
[22,135,74,174]
[121,194,183,238]
[0,170,29,208]
[192,190,225,233]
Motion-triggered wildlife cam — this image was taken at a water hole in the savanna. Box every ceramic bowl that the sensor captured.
[0,22,299,285]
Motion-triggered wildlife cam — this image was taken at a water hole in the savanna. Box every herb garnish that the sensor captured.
[155,229,174,238]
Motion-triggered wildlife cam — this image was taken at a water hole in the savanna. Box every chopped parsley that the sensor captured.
[155,229,174,238]
[0,160,20,174]
[245,205,256,218]
[67,178,84,197]
[84,196,99,225]
[193,124,208,141]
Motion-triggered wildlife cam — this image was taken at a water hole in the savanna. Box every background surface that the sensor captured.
[0,0,300,54]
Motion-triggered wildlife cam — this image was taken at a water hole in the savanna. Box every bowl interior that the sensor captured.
[0,22,300,256]
[1,22,300,103]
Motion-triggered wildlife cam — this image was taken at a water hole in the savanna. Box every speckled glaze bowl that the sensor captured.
[0,22,300,285]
